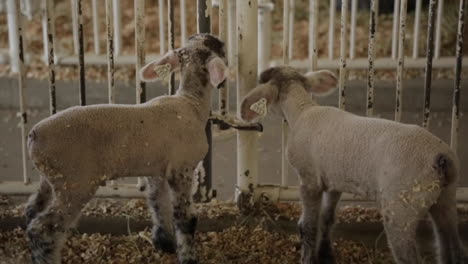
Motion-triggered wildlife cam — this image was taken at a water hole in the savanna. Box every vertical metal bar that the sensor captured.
[219,0,229,115]
[77,0,86,106]
[180,0,187,46]
[412,0,422,58]
[106,0,117,190]
[288,0,295,60]
[258,2,273,73]
[392,0,401,59]
[422,0,438,129]
[44,0,56,115]
[92,0,101,55]
[13,0,29,184]
[168,0,175,95]
[435,0,444,58]
[113,0,122,55]
[159,0,166,54]
[367,0,378,117]
[281,0,290,187]
[228,0,237,70]
[395,0,408,122]
[451,0,466,150]
[196,0,213,203]
[7,0,19,73]
[135,0,146,191]
[41,0,49,63]
[350,0,357,59]
[236,0,258,209]
[309,0,319,71]
[328,0,336,59]
[338,0,348,110]
[71,0,79,55]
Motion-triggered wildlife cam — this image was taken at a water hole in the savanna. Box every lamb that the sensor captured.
[25,33,228,264]
[240,66,468,264]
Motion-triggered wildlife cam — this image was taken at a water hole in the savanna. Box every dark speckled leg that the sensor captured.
[25,177,53,226]
[316,191,341,264]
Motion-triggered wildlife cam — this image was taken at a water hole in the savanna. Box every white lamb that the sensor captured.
[240,66,468,264]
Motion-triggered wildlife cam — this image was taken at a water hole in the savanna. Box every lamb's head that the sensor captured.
[139,33,228,91]
[240,66,337,122]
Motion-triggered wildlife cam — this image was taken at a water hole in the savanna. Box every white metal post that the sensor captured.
[392,0,401,59]
[92,0,101,55]
[339,0,348,110]
[180,0,187,46]
[309,0,319,71]
[219,0,229,115]
[159,0,166,54]
[395,0,408,122]
[435,0,444,58]
[288,0,295,60]
[281,0,291,187]
[7,0,20,73]
[328,0,336,59]
[350,0,358,59]
[228,0,237,69]
[412,0,422,58]
[236,0,259,209]
[258,1,273,73]
[113,0,122,55]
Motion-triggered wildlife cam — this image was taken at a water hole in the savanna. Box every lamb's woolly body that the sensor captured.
[241,66,467,264]
[25,34,227,264]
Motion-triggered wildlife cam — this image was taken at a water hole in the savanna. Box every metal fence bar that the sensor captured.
[258,2,274,73]
[71,0,79,55]
[159,0,166,54]
[92,0,101,55]
[12,0,29,184]
[329,0,336,59]
[412,0,422,58]
[422,0,438,129]
[350,0,358,59]
[395,0,408,122]
[181,0,187,46]
[113,0,122,55]
[135,0,146,191]
[392,0,401,59]
[236,0,258,209]
[281,0,291,187]
[451,0,466,150]
[309,0,319,71]
[7,0,19,72]
[367,0,377,117]
[228,0,237,69]
[77,0,86,106]
[168,0,175,95]
[219,0,229,115]
[288,0,295,60]
[196,0,213,203]
[435,0,444,58]
[106,0,118,189]
[43,0,56,115]
[338,0,348,110]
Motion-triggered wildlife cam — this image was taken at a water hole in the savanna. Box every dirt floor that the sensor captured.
[2,195,468,264]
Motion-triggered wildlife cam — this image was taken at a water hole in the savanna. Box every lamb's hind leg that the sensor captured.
[297,182,322,264]
[146,176,176,254]
[25,177,53,225]
[316,191,341,264]
[430,185,468,264]
[168,166,198,264]
[27,180,98,264]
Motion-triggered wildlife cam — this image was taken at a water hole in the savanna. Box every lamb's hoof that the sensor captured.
[153,227,176,254]
[317,240,336,264]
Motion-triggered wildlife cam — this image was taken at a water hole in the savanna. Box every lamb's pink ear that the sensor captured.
[240,83,278,122]
[207,57,228,87]
[304,70,338,96]
[139,50,180,82]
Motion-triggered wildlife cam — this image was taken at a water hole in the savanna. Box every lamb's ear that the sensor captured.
[139,50,180,82]
[207,57,228,88]
[240,83,278,122]
[304,70,338,96]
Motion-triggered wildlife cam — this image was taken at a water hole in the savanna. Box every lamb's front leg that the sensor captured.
[168,167,198,264]
[298,181,323,264]
[146,177,176,254]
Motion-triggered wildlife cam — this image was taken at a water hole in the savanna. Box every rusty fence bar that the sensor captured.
[135,0,146,191]
[329,0,336,59]
[422,0,438,129]
[412,0,422,58]
[196,0,213,202]
[92,0,100,55]
[281,0,291,186]
[367,0,378,117]
[435,0,444,58]
[338,0,348,110]
[451,0,466,150]
[113,0,122,55]
[159,0,166,54]
[309,0,319,71]
[392,0,401,60]
[75,0,86,106]
[43,0,56,116]
[219,0,229,116]
[350,0,357,59]
[395,0,408,122]
[168,0,175,95]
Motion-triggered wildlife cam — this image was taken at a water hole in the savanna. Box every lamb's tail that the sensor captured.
[433,153,458,187]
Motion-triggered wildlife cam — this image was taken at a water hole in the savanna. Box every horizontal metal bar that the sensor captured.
[3,182,468,202]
